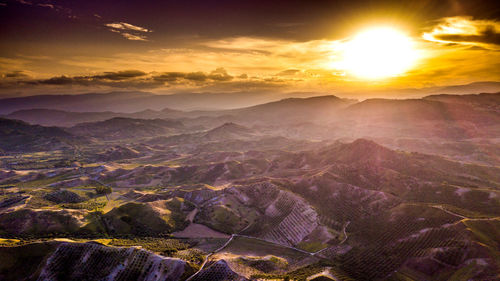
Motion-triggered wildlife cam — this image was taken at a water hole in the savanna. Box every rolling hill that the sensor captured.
[4,108,184,127]
[68,117,185,140]
[0,118,86,152]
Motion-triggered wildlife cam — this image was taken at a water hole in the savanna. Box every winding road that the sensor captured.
[431,204,499,221]
[185,234,236,281]
[184,223,349,280]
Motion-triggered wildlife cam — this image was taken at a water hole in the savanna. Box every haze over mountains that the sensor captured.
[1,81,499,115]
[0,91,301,114]
[0,90,499,281]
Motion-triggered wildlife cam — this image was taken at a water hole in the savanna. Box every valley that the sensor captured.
[0,92,499,280]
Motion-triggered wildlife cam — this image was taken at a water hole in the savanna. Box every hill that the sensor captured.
[4,108,184,127]
[0,118,85,152]
[424,92,500,108]
[203,122,256,141]
[0,90,330,114]
[0,91,155,114]
[226,95,354,124]
[0,241,195,281]
[68,117,184,140]
[340,96,500,139]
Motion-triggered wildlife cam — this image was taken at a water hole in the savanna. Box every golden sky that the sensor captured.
[1,1,499,98]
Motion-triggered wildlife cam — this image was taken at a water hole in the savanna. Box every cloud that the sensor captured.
[14,0,72,15]
[16,0,32,5]
[208,67,233,81]
[199,37,340,75]
[2,28,499,96]
[37,3,54,9]
[38,75,74,85]
[2,70,30,79]
[184,72,207,82]
[105,22,151,32]
[4,68,236,88]
[152,72,186,82]
[120,33,148,41]
[90,70,147,80]
[436,26,500,45]
[276,69,301,76]
[30,70,149,86]
[0,67,296,96]
[152,68,233,83]
[423,17,500,48]
[105,22,152,41]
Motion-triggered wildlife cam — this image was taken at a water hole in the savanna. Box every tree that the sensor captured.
[95,185,112,200]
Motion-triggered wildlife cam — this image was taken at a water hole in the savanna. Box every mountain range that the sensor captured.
[0,90,499,281]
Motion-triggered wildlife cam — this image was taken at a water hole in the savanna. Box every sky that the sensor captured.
[1,0,500,98]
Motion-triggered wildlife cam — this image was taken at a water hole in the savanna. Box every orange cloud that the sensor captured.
[423,17,500,49]
[105,22,152,41]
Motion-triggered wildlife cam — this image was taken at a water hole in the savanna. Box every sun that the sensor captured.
[341,27,417,79]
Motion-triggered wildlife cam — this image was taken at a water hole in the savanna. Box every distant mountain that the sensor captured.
[0,91,154,114]
[344,98,449,122]
[424,92,500,108]
[354,81,500,99]
[0,118,85,152]
[239,95,353,113]
[203,122,256,141]
[341,94,500,139]
[421,81,500,96]
[342,97,498,124]
[68,117,184,140]
[224,95,355,124]
[0,90,334,114]
[148,122,256,146]
[5,109,122,127]
[5,108,184,127]
[1,82,498,114]
[1,95,354,128]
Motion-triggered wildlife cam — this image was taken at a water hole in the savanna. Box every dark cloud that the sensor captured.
[434,25,500,45]
[3,68,240,91]
[185,72,207,82]
[152,72,186,82]
[92,70,147,80]
[208,67,233,81]
[12,0,72,15]
[2,70,30,78]
[31,75,164,89]
[38,75,75,85]
[424,17,500,49]
[276,69,301,76]
[152,68,233,83]
[35,70,147,85]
